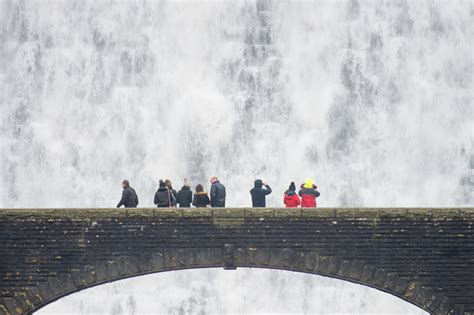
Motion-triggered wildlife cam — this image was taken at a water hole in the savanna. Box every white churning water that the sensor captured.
[1,0,471,314]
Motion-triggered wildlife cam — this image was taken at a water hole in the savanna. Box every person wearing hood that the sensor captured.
[283,182,300,208]
[298,178,320,207]
[192,184,211,207]
[154,180,175,208]
[250,179,272,207]
[210,176,226,207]
[164,179,178,206]
[176,179,193,208]
[116,179,139,208]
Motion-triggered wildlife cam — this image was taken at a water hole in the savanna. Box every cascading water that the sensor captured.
[1,0,471,314]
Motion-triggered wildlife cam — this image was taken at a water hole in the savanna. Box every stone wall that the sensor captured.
[0,208,473,315]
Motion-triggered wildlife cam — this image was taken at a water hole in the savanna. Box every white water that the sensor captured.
[1,0,471,314]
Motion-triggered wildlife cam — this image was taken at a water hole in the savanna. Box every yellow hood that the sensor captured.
[304,178,314,188]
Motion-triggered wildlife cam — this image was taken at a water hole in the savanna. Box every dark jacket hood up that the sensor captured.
[254,179,263,189]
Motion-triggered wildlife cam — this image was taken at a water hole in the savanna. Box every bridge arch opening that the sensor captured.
[36,267,427,315]
[23,246,441,314]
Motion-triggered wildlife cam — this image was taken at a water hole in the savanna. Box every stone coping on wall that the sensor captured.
[0,207,472,219]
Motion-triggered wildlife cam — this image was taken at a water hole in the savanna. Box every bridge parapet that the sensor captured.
[0,208,473,315]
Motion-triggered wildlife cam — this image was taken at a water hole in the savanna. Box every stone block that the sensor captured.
[149,252,166,271]
[274,209,302,218]
[245,208,274,218]
[212,209,245,218]
[163,249,179,269]
[178,248,198,267]
[337,209,379,218]
[406,209,432,219]
[360,265,376,283]
[182,209,212,218]
[302,208,335,218]
[372,268,387,287]
[154,209,182,218]
[460,208,474,218]
[126,208,154,218]
[303,251,318,271]
[253,247,271,266]
[379,209,406,218]
[431,208,460,219]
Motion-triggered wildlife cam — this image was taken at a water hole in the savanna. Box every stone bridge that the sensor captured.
[0,208,473,315]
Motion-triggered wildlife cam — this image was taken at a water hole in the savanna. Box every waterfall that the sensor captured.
[1,0,471,313]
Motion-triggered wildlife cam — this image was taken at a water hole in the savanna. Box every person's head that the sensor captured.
[304,178,314,189]
[183,178,189,187]
[254,179,263,188]
[196,184,204,193]
[164,179,172,189]
[288,181,296,192]
[159,180,167,188]
[122,179,129,188]
[210,176,218,184]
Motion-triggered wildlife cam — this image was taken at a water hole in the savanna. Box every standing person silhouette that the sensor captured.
[298,178,320,207]
[210,176,226,207]
[116,179,139,208]
[250,179,272,207]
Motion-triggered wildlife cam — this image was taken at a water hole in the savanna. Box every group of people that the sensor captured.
[117,177,320,209]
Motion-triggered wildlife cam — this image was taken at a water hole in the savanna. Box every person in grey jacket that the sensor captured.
[210,176,226,207]
[117,179,139,208]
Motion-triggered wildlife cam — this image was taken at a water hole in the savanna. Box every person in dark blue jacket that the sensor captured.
[250,179,272,207]
[210,176,226,207]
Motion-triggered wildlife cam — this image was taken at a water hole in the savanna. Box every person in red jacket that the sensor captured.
[298,178,320,207]
[284,182,301,208]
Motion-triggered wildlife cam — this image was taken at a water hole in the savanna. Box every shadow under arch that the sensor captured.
[26,246,450,315]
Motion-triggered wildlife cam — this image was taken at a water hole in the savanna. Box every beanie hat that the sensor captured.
[288,182,296,192]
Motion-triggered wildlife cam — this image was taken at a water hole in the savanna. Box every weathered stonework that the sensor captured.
[0,208,473,314]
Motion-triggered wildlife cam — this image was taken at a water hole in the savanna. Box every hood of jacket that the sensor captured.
[285,190,296,196]
[254,179,263,189]
[181,185,191,191]
[304,178,315,189]
[195,191,208,195]
[157,187,168,192]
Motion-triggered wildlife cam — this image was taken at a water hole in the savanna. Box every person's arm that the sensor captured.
[135,191,139,206]
[210,184,216,202]
[205,195,211,206]
[171,192,177,206]
[264,185,272,195]
[117,190,128,208]
[296,195,301,205]
[154,191,159,205]
[315,190,320,197]
[192,195,197,207]
[188,192,193,205]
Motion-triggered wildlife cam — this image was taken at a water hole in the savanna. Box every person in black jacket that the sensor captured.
[176,179,193,208]
[250,179,272,207]
[154,180,174,208]
[210,176,226,207]
[192,184,211,207]
[165,179,178,206]
[117,179,139,208]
